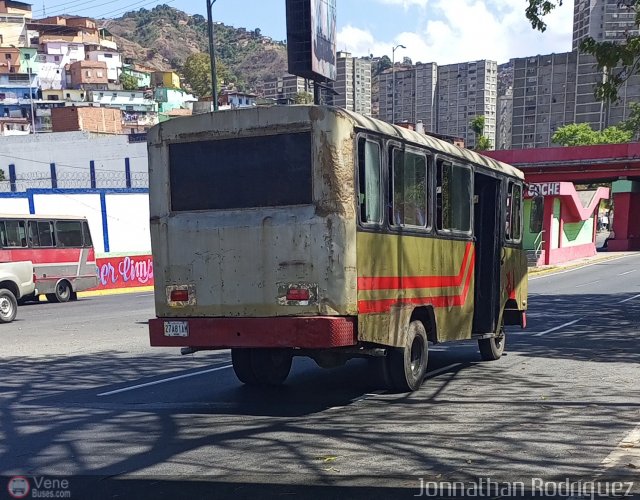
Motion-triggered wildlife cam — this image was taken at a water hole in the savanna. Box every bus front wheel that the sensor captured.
[387,320,429,392]
[478,329,506,361]
[231,348,292,386]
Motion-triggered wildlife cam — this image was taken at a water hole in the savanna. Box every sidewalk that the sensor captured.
[528,250,635,276]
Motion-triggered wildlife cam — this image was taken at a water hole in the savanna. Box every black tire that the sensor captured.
[231,348,293,386]
[387,320,429,392]
[0,288,18,323]
[49,280,72,303]
[479,329,506,361]
[231,349,259,385]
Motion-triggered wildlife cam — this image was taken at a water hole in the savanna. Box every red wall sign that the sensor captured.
[94,255,154,290]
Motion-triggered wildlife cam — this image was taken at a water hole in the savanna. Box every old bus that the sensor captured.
[0,214,99,302]
[148,106,528,392]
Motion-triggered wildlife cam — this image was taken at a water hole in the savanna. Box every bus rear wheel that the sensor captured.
[387,320,428,392]
[47,280,72,303]
[478,328,506,361]
[231,348,292,386]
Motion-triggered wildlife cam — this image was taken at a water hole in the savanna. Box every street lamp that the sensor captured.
[206,0,219,111]
[391,44,406,124]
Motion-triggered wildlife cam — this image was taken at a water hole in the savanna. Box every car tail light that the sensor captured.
[170,289,189,302]
[286,288,310,301]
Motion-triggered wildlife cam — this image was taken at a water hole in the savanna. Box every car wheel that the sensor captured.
[0,288,18,323]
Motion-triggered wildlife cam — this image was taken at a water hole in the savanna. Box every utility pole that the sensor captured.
[27,60,36,134]
[206,0,218,111]
[391,44,406,125]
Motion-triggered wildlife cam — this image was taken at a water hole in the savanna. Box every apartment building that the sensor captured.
[436,60,497,149]
[573,0,639,50]
[511,52,577,149]
[377,62,437,129]
[331,51,372,116]
[261,74,313,102]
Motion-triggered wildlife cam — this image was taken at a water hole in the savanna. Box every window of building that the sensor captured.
[391,147,428,228]
[505,182,522,242]
[436,159,472,233]
[86,70,92,77]
[97,70,103,77]
[4,54,11,60]
[357,137,383,225]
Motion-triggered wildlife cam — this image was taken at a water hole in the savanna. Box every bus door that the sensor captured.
[472,172,502,335]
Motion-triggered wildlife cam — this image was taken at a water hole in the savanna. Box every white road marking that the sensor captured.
[97,365,233,396]
[575,280,600,288]
[529,254,635,281]
[618,269,636,276]
[426,363,462,378]
[601,423,640,470]
[533,318,583,337]
[619,293,640,304]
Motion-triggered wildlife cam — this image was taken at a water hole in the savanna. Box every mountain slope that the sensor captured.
[101,5,288,91]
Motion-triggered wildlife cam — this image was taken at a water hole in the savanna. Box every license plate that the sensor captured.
[164,321,189,337]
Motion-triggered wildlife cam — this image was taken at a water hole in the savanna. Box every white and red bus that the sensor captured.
[0,214,99,302]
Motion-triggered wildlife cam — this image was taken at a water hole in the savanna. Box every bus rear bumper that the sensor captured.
[149,316,358,349]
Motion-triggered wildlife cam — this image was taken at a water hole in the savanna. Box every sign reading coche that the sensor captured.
[527,183,561,197]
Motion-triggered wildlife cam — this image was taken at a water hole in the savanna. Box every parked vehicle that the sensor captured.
[0,260,35,322]
[0,214,98,303]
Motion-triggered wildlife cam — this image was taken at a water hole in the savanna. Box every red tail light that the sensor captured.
[170,289,189,302]
[33,273,37,283]
[286,288,310,301]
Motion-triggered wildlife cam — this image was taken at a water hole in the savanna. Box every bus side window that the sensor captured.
[5,220,27,247]
[56,221,82,248]
[82,221,93,247]
[38,221,55,247]
[28,221,40,247]
[391,148,428,228]
[506,182,522,242]
[0,221,7,247]
[357,137,382,225]
[436,160,472,233]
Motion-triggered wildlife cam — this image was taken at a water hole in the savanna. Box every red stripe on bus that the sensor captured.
[357,252,475,314]
[0,248,84,263]
[357,242,473,291]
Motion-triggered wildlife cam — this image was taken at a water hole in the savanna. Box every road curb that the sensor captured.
[528,252,635,278]
[77,286,154,298]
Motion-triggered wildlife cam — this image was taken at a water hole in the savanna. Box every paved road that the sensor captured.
[1,256,639,499]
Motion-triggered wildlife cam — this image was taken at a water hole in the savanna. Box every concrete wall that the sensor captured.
[0,189,150,256]
[0,131,148,191]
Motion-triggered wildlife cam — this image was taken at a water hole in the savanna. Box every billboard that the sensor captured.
[286,0,337,82]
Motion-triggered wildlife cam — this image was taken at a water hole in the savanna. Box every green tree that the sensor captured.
[373,55,392,77]
[619,101,640,140]
[526,0,640,102]
[552,122,633,145]
[181,53,230,98]
[469,115,492,150]
[294,91,313,104]
[0,169,5,181]
[120,72,139,91]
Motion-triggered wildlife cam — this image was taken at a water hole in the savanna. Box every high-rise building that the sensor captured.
[436,60,498,149]
[511,52,578,149]
[573,0,639,50]
[261,75,313,103]
[331,51,372,116]
[497,89,513,150]
[377,62,437,129]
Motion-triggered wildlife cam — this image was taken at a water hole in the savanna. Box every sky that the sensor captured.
[38,0,574,65]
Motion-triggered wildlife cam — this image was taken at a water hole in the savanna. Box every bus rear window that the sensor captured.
[168,132,312,211]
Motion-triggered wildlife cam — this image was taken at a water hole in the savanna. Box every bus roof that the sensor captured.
[0,214,89,221]
[338,107,524,180]
[150,105,524,180]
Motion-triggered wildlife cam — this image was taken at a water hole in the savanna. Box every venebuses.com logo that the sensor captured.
[7,476,30,499]
[6,476,71,498]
